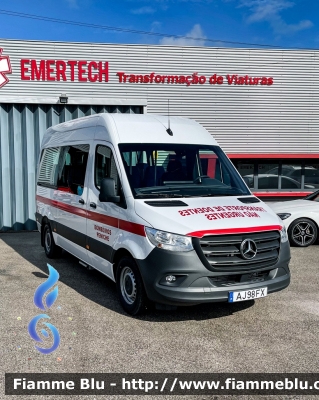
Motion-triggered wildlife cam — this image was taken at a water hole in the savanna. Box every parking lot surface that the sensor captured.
[1,232,319,400]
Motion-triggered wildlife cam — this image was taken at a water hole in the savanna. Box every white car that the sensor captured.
[270,191,319,247]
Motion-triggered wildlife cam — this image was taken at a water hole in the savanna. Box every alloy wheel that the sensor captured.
[292,222,315,246]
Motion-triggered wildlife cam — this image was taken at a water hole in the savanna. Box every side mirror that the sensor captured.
[99,178,120,203]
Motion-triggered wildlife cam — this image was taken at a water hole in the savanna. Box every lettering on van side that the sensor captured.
[94,224,112,242]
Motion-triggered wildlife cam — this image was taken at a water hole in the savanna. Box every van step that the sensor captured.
[79,260,94,271]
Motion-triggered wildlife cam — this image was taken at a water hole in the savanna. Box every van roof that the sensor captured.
[44,113,218,147]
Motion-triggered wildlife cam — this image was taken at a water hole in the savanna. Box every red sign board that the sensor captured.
[0,47,275,88]
[20,59,109,82]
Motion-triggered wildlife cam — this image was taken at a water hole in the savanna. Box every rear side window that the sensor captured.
[38,147,60,188]
[57,144,90,195]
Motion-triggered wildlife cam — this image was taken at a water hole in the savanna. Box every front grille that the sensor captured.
[199,231,280,271]
[209,271,269,287]
[209,275,241,286]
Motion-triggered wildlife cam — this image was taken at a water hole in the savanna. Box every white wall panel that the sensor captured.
[0,39,318,154]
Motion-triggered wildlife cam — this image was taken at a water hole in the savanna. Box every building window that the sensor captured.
[257,163,279,189]
[305,163,319,188]
[280,164,302,189]
[236,163,254,188]
[233,159,319,191]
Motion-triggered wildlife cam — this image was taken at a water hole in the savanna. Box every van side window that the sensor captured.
[57,144,90,195]
[38,147,60,188]
[95,145,120,195]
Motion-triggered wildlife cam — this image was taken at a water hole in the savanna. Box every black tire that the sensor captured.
[288,218,318,247]
[116,256,148,316]
[43,223,63,258]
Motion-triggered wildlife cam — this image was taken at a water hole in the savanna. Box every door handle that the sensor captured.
[90,202,97,209]
[78,198,85,205]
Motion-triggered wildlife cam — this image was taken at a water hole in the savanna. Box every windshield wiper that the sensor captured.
[189,193,243,197]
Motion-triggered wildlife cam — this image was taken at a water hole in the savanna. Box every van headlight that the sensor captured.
[145,227,193,252]
[280,225,289,243]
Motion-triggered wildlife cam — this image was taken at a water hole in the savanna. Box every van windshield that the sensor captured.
[119,144,250,199]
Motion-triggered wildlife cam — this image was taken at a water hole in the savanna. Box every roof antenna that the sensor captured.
[166,99,173,136]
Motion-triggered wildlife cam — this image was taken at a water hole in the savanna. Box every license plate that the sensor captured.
[228,287,268,303]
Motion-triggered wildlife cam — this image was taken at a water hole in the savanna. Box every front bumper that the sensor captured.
[136,241,291,306]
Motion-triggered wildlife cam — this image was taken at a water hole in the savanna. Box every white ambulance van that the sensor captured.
[36,114,290,315]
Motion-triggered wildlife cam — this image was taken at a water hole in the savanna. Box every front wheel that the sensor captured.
[116,256,148,315]
[288,218,318,247]
[43,223,62,258]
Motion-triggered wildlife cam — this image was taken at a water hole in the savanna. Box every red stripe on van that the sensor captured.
[119,219,146,237]
[187,225,282,238]
[54,200,88,218]
[86,210,119,229]
[36,195,146,237]
[37,195,88,218]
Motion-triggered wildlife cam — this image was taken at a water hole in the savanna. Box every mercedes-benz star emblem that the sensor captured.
[240,238,258,260]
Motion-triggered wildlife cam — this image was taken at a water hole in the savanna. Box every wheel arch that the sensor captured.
[112,248,135,282]
[288,216,319,231]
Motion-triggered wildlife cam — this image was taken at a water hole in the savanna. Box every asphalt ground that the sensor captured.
[1,232,319,400]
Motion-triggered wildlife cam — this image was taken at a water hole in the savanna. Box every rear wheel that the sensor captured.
[288,218,318,247]
[43,223,62,258]
[116,256,148,315]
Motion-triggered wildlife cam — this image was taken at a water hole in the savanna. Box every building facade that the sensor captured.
[0,38,318,231]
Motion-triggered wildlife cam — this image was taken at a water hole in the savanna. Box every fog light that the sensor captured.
[159,274,187,286]
[166,275,176,283]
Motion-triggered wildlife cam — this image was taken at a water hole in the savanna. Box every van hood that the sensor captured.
[135,196,283,237]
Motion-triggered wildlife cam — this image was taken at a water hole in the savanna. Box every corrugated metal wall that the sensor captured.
[0,103,141,231]
[1,39,319,153]
[1,39,319,230]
